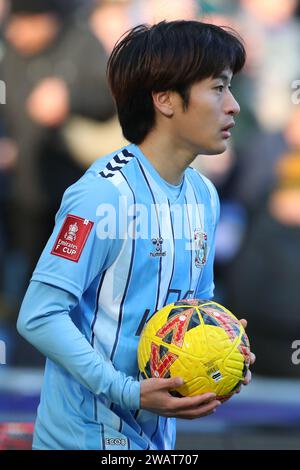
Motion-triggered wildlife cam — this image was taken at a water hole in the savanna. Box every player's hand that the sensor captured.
[140,377,221,420]
[239,319,256,388]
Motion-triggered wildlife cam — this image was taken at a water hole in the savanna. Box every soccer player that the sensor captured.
[17,20,255,450]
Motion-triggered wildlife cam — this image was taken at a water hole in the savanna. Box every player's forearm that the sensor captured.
[17,280,140,410]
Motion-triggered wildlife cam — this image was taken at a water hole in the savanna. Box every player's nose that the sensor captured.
[225,91,240,116]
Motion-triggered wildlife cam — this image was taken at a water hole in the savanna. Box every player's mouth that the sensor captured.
[221,122,235,139]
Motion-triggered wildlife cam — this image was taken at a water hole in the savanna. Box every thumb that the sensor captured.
[162,376,184,390]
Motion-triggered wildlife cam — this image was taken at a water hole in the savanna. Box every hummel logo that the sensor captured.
[150,237,166,257]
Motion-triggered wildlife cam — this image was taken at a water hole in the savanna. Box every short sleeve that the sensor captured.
[31,175,124,300]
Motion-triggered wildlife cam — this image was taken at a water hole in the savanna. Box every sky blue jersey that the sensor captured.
[17,143,220,450]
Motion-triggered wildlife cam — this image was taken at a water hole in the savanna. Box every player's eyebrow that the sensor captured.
[216,72,233,85]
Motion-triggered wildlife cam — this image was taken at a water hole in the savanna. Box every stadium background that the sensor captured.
[0,0,300,450]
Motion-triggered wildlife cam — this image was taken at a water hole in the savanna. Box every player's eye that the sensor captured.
[215,85,224,93]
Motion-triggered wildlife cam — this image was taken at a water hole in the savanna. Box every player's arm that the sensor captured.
[17,281,140,410]
[16,175,141,410]
[17,280,221,418]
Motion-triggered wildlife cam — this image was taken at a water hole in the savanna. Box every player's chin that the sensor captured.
[203,142,227,155]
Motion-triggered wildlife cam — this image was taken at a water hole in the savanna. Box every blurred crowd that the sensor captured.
[0,0,300,378]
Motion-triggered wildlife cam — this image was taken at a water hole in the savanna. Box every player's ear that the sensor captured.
[152,91,174,118]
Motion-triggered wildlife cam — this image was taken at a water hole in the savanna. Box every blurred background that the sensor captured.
[0,0,300,450]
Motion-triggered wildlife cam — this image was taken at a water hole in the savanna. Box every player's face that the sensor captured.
[171,69,240,155]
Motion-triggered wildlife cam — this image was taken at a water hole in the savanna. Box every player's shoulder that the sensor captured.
[89,145,136,178]
[59,146,136,216]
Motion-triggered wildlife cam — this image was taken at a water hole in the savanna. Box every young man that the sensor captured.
[17,20,254,450]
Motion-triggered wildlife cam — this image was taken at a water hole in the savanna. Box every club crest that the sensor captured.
[194,229,207,268]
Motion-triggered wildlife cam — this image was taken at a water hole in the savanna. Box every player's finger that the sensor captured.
[161,376,184,390]
[174,400,221,419]
[239,318,247,329]
[243,369,252,385]
[250,352,256,365]
[169,392,217,412]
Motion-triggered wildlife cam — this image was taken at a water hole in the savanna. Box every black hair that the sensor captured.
[107,20,246,144]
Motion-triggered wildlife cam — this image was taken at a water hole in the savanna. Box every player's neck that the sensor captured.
[138,132,196,186]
